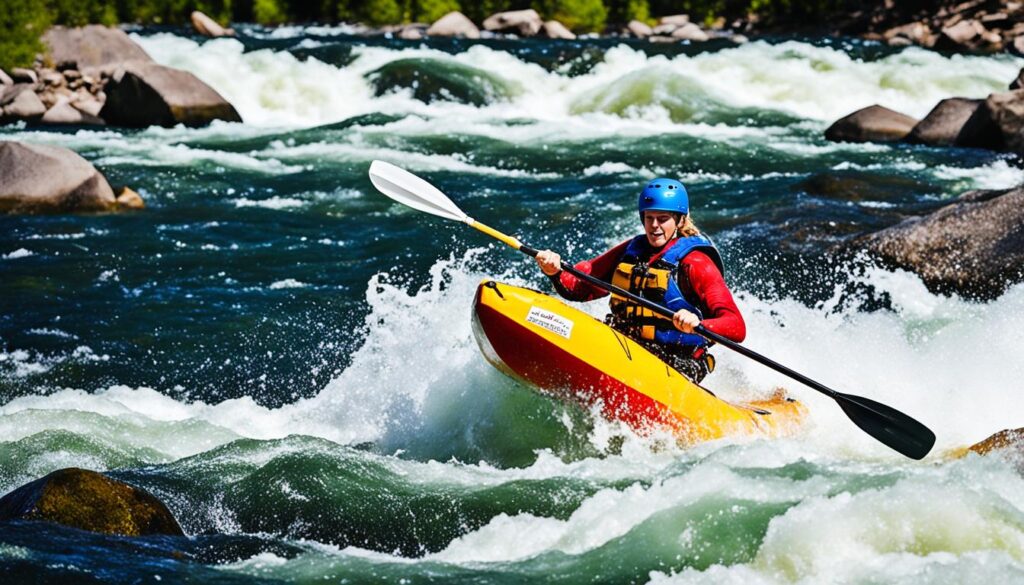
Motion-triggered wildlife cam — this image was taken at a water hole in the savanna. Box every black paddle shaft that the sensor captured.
[518,245,936,460]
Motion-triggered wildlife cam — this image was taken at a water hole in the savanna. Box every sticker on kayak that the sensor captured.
[526,306,574,339]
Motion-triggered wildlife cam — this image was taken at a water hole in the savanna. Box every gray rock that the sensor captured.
[883,22,935,47]
[0,69,12,86]
[651,23,678,35]
[982,89,1024,154]
[671,23,709,42]
[1011,67,1024,91]
[541,20,575,40]
[11,68,38,84]
[72,94,104,117]
[41,98,105,125]
[852,186,1024,299]
[0,141,118,213]
[1,87,46,123]
[483,9,543,37]
[935,19,1001,51]
[399,26,424,40]
[40,69,64,86]
[905,98,984,146]
[100,61,241,128]
[659,15,690,26]
[426,11,480,39]
[0,468,180,536]
[191,10,232,38]
[626,20,653,38]
[825,105,918,143]
[42,25,153,75]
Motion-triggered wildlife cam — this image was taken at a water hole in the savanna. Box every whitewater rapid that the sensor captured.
[4,28,1024,584]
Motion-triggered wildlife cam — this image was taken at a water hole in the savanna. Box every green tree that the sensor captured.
[344,0,404,25]
[412,0,461,23]
[0,0,51,71]
[253,0,285,23]
[606,0,649,23]
[535,0,607,31]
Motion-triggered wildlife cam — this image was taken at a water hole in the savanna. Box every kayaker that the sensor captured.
[534,179,745,383]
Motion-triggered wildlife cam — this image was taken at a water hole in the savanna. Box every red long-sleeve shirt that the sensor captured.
[549,238,746,342]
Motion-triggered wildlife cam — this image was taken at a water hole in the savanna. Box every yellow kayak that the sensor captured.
[472,280,807,443]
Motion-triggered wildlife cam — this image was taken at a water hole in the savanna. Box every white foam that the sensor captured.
[3,248,33,259]
[269,279,308,289]
[232,196,306,209]
[132,34,1021,129]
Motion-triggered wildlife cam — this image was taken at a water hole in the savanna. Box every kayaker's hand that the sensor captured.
[672,309,700,333]
[535,250,562,276]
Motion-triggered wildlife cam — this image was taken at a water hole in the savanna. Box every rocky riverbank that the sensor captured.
[1,25,240,129]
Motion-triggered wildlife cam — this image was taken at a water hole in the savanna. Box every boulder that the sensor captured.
[905,98,984,146]
[883,21,935,47]
[483,9,543,37]
[11,68,38,84]
[968,428,1024,456]
[190,10,232,38]
[659,15,690,26]
[0,468,181,536]
[426,11,480,39]
[76,99,104,119]
[116,186,145,209]
[824,105,918,143]
[982,89,1024,154]
[626,20,653,38]
[1015,35,1024,55]
[0,69,12,86]
[935,19,1001,51]
[541,20,576,40]
[0,141,123,214]
[1,85,47,123]
[399,25,425,40]
[652,23,678,35]
[1011,67,1024,90]
[40,98,105,126]
[42,25,153,75]
[851,186,1024,299]
[100,61,241,128]
[671,23,710,42]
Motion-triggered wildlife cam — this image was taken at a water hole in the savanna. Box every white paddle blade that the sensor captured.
[368,160,468,222]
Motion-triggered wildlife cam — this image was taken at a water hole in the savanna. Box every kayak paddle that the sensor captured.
[367,160,936,460]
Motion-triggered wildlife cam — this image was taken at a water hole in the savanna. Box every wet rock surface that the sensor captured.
[850,186,1024,299]
[0,141,141,214]
[824,105,918,143]
[0,468,183,537]
[100,61,241,127]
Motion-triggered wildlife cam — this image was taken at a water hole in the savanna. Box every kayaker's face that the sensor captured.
[643,211,679,248]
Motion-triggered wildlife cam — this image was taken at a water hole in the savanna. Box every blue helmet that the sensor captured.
[638,178,688,219]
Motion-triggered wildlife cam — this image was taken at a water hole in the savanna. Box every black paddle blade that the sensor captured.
[835,392,936,460]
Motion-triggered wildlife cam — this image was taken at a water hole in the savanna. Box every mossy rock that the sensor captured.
[0,468,183,536]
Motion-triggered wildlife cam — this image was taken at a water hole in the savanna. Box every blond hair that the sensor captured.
[678,214,700,237]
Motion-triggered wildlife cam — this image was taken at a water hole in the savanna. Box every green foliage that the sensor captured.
[343,0,403,25]
[0,0,51,71]
[460,0,518,22]
[535,0,607,32]
[412,0,461,23]
[253,0,285,24]
[606,0,649,24]
[0,0,878,34]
